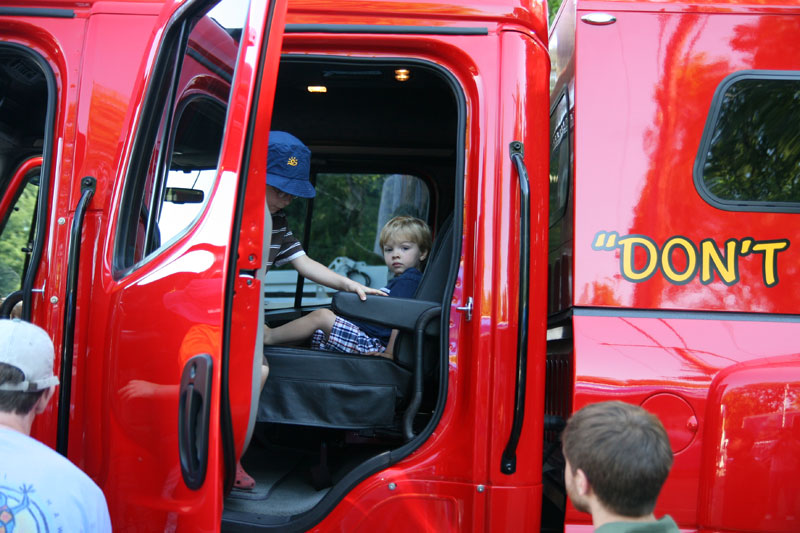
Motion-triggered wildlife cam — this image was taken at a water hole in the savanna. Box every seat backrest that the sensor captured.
[393,214,453,372]
[415,214,453,299]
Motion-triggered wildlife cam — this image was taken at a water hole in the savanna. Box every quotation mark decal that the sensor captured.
[592,231,789,287]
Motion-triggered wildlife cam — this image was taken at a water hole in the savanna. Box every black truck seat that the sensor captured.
[257,216,453,435]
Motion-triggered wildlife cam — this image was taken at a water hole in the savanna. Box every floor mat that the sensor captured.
[224,446,331,517]
[226,451,300,502]
[224,429,390,518]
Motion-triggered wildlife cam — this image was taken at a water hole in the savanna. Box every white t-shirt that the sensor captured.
[0,427,112,532]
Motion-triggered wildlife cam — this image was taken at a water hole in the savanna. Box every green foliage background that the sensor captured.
[702,80,800,203]
[0,184,37,297]
[280,173,430,271]
[280,174,385,268]
[548,0,565,24]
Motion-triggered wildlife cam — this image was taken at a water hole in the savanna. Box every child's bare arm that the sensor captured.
[291,255,386,300]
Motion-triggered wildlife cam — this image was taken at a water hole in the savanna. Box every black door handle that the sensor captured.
[179,353,213,490]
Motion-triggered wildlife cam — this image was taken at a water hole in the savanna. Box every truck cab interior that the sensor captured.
[222,55,463,526]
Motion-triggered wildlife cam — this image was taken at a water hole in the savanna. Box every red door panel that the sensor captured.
[93,0,285,529]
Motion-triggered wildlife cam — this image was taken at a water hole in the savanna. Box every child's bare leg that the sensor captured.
[263,308,336,345]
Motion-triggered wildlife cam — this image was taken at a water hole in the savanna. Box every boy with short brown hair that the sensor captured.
[561,401,679,532]
[263,215,432,358]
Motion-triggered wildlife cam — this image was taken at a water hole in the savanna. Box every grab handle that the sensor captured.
[500,142,530,475]
[57,177,96,456]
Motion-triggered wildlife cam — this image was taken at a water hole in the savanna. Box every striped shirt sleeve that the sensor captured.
[267,210,306,271]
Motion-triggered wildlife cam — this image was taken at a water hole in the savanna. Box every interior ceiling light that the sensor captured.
[307,85,327,93]
[394,69,410,82]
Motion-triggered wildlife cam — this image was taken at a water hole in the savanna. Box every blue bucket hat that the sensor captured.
[267,131,315,198]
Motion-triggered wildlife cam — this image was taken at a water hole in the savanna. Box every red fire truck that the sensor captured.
[0,0,798,531]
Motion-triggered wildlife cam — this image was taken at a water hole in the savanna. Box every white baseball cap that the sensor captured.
[0,319,59,392]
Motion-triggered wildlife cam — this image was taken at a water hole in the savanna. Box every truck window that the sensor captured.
[695,72,800,211]
[0,46,54,312]
[0,167,39,298]
[267,172,430,309]
[157,97,225,243]
[114,0,246,272]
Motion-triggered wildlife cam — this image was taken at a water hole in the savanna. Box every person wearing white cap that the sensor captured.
[0,318,112,532]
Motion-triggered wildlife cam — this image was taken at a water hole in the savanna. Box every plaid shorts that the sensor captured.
[311,316,386,355]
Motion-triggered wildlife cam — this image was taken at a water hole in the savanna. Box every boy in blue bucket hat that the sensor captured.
[262,131,383,294]
[236,131,385,490]
[265,130,316,199]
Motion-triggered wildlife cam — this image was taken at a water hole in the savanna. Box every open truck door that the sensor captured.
[94,0,286,528]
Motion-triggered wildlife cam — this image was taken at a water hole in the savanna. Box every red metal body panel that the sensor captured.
[67,6,167,484]
[550,0,800,530]
[92,0,282,529]
[0,0,163,452]
[572,3,800,313]
[286,0,547,37]
[570,314,800,527]
[699,355,800,532]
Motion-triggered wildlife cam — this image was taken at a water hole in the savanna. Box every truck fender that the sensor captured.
[699,354,800,532]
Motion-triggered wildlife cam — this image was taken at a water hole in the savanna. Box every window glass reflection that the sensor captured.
[702,78,800,205]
